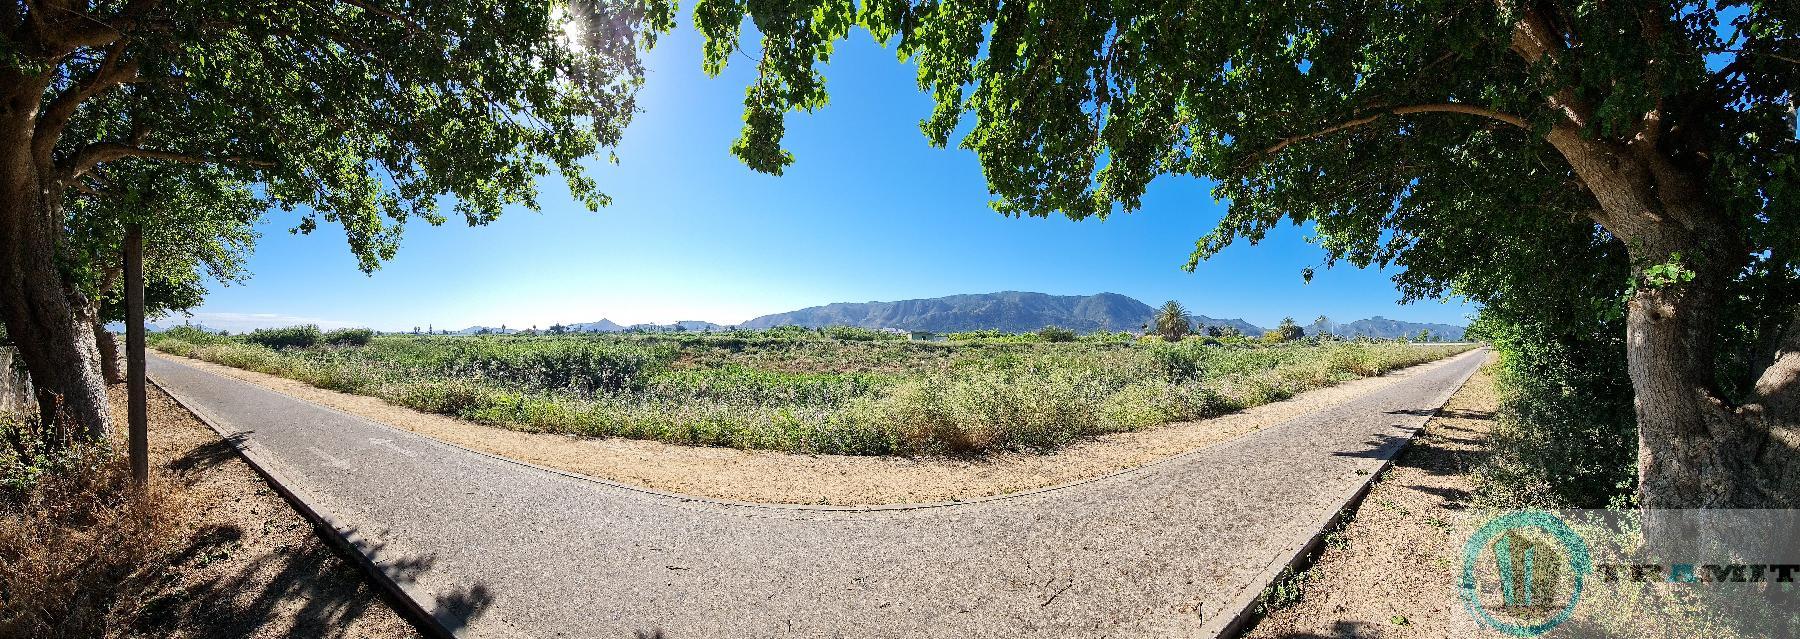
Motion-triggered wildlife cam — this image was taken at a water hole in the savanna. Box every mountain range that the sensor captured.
[731,291,1463,340]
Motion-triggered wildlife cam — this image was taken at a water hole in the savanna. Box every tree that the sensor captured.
[3,0,671,440]
[1270,317,1305,343]
[1153,300,1191,342]
[692,2,1800,509]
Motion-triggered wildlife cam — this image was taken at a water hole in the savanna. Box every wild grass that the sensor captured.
[0,412,187,637]
[149,329,1472,456]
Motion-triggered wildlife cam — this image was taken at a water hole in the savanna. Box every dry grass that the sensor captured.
[0,420,188,638]
[0,385,418,639]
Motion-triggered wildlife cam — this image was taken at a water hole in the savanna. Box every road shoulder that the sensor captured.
[1245,355,1499,638]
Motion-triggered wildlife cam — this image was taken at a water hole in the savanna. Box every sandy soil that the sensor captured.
[156,351,1477,506]
[108,384,420,638]
[1245,354,1499,639]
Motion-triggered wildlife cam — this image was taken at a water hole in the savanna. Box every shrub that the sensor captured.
[869,364,1113,453]
[1475,319,1635,508]
[395,379,504,417]
[153,324,229,346]
[821,326,900,341]
[437,338,672,394]
[323,328,375,346]
[244,325,322,349]
[1036,325,1077,342]
[194,343,287,375]
[152,339,196,358]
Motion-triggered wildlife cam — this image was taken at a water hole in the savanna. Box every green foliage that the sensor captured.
[155,325,228,346]
[1475,317,1637,509]
[1036,325,1077,342]
[1154,300,1191,342]
[323,328,375,347]
[151,332,1470,456]
[432,338,674,394]
[243,325,321,350]
[1265,317,1305,343]
[11,0,678,377]
[821,326,902,341]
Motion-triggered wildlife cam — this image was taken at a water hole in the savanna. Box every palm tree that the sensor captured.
[1154,300,1192,341]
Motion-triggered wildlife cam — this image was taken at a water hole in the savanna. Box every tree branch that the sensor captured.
[66,141,273,179]
[1505,2,1596,129]
[1256,103,1529,159]
[35,39,139,167]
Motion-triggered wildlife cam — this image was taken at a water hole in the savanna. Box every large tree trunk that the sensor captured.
[1623,226,1799,509]
[1547,129,1800,510]
[0,94,113,441]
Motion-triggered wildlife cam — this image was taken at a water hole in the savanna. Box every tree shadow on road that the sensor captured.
[133,521,491,639]
[168,432,249,476]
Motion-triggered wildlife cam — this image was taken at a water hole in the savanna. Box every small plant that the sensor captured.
[1256,567,1310,614]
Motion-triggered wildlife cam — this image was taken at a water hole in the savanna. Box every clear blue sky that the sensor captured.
[180,23,1475,333]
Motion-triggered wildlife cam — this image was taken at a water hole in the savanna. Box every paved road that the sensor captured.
[149,349,1487,638]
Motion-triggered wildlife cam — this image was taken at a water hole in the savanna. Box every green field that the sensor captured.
[149,326,1473,456]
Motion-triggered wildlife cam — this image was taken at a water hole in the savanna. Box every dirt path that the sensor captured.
[107,384,419,638]
[1246,354,1499,638]
[155,351,1480,505]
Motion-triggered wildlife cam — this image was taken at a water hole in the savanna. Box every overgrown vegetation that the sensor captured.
[0,412,185,637]
[151,327,1470,456]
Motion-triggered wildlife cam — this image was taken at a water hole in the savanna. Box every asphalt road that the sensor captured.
[149,349,1487,638]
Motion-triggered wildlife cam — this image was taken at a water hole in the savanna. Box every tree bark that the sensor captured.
[0,86,113,441]
[94,320,123,385]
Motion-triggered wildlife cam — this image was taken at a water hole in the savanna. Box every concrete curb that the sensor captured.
[149,374,464,639]
[1197,349,1487,638]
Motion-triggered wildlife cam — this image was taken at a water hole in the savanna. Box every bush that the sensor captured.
[821,326,900,341]
[1036,326,1077,342]
[244,325,321,349]
[153,325,228,346]
[323,328,375,346]
[1475,318,1636,508]
[436,338,673,394]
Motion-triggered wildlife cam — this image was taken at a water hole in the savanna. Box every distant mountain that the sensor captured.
[737,291,1270,335]
[1190,315,1266,337]
[738,291,1148,333]
[455,325,521,335]
[622,320,727,333]
[1307,316,1465,341]
[566,319,625,333]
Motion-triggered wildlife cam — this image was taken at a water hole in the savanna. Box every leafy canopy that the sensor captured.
[688,0,1795,298]
[14,0,677,289]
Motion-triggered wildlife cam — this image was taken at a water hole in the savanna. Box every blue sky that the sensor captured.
[180,24,1475,333]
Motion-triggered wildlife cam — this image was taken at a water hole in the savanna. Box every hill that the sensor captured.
[1306,316,1466,341]
[737,291,1270,335]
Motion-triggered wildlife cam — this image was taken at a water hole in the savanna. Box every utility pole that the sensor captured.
[125,223,148,485]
